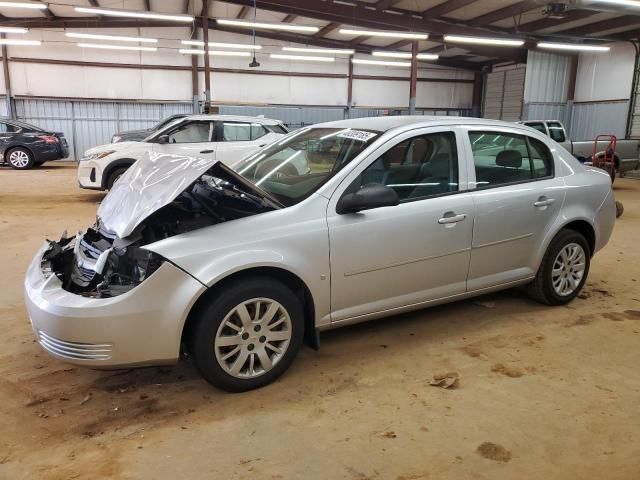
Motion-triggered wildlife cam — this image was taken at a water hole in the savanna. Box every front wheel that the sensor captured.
[189,277,304,392]
[527,229,590,305]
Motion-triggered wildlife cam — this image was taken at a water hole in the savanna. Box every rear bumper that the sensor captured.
[24,242,206,368]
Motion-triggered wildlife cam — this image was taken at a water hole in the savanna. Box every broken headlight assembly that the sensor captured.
[41,229,165,299]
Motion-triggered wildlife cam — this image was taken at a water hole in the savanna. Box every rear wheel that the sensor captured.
[527,229,590,305]
[189,277,304,392]
[7,147,34,170]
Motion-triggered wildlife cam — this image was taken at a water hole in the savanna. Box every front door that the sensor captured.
[152,120,217,160]
[213,121,280,166]
[327,128,475,322]
[464,128,566,290]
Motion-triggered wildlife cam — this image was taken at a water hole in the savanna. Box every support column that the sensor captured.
[190,29,199,113]
[472,72,483,117]
[345,55,353,119]
[566,53,579,134]
[202,0,211,113]
[409,41,417,115]
[1,34,14,119]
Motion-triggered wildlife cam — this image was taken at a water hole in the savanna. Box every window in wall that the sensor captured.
[356,131,459,201]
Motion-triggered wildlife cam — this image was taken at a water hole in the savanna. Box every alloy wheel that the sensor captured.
[9,150,30,168]
[552,243,586,296]
[214,297,292,379]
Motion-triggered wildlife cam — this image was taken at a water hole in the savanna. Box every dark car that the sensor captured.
[1,119,69,170]
[111,114,189,143]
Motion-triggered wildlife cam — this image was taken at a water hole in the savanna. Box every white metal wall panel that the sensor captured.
[524,50,571,103]
[575,42,636,103]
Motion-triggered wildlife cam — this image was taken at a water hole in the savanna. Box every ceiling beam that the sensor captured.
[87,0,99,5]
[467,0,540,27]
[0,17,180,28]
[374,0,403,10]
[421,0,478,19]
[514,9,598,33]
[556,15,640,36]
[183,0,190,14]
[313,22,339,38]
[236,6,251,19]
[144,0,151,12]
[282,14,296,22]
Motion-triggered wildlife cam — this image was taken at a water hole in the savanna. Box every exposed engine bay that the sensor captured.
[41,164,279,298]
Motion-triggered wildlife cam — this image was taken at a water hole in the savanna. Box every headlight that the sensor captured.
[80,150,115,162]
[112,136,121,143]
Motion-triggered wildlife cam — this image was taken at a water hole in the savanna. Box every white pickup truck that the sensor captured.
[520,120,640,179]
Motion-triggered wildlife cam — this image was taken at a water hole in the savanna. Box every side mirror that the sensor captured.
[338,183,399,214]
[156,134,169,144]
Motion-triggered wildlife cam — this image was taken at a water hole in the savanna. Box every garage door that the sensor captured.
[483,65,525,121]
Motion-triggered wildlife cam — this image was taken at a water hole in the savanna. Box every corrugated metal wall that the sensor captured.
[569,101,630,141]
[218,105,345,130]
[522,102,570,124]
[482,65,525,121]
[14,98,194,159]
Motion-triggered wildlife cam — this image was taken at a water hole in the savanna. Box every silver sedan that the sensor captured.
[24,117,616,391]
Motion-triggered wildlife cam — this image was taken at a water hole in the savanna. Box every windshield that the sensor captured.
[143,117,188,142]
[153,115,187,131]
[233,127,381,206]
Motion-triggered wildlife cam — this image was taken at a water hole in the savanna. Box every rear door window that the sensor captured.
[546,121,566,143]
[220,122,268,141]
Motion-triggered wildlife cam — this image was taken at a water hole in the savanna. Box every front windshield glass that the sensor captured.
[234,127,381,206]
[143,117,188,142]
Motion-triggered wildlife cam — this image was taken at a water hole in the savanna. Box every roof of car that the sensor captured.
[313,116,533,132]
[181,114,282,125]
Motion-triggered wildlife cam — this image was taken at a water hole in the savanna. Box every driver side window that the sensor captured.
[167,121,212,144]
[356,131,459,202]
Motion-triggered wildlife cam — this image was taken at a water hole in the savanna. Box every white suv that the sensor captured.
[77,114,288,190]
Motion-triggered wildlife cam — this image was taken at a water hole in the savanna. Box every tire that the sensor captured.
[189,276,304,392]
[106,167,128,190]
[527,229,591,306]
[6,147,34,170]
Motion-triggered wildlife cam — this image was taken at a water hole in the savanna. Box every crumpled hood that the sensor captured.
[98,151,218,238]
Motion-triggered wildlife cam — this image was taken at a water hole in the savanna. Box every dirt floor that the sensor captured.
[1,161,639,480]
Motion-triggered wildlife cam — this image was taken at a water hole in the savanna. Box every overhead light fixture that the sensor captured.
[593,0,640,7]
[372,51,412,58]
[0,27,28,33]
[66,32,158,43]
[217,19,319,33]
[77,43,157,52]
[352,58,411,67]
[0,2,46,9]
[416,53,439,60]
[179,49,251,56]
[339,28,428,40]
[537,41,610,52]
[444,35,524,47]
[181,40,262,49]
[0,38,41,45]
[282,46,355,55]
[75,6,194,23]
[271,53,334,62]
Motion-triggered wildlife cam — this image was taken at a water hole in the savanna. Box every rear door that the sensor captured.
[463,127,565,290]
[213,121,281,166]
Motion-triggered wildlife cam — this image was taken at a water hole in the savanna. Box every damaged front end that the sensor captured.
[41,156,281,298]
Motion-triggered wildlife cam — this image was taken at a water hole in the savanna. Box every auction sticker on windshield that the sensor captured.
[337,130,377,142]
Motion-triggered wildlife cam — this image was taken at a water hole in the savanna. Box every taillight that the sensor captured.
[38,135,59,144]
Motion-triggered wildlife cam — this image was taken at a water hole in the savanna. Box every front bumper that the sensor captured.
[24,242,206,368]
[78,161,103,190]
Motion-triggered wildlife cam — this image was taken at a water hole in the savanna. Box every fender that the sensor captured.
[101,157,137,189]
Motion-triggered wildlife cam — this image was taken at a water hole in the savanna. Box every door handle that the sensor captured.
[199,149,214,154]
[438,212,467,224]
[534,196,555,207]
